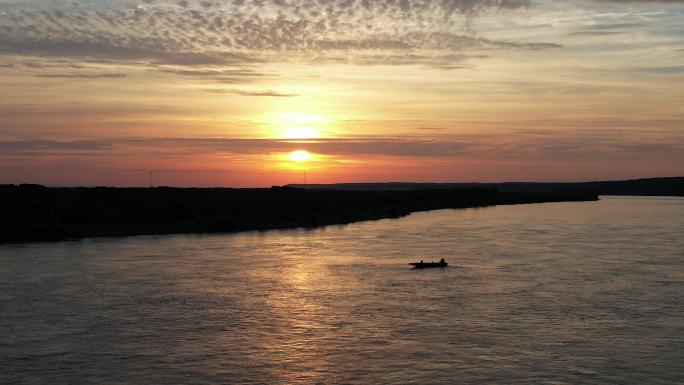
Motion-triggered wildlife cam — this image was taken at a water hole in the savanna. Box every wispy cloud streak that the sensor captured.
[2,132,682,162]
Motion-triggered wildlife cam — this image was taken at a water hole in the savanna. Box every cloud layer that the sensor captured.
[2,130,682,162]
[0,0,559,70]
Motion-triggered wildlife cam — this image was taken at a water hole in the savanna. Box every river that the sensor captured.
[1,196,683,384]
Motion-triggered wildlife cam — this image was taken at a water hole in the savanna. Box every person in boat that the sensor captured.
[440,258,445,265]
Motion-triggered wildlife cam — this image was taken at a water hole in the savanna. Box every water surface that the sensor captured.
[1,196,683,384]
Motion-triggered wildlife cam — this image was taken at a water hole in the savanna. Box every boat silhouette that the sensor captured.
[409,259,448,268]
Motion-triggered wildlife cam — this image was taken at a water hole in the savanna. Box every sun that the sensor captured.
[287,150,312,162]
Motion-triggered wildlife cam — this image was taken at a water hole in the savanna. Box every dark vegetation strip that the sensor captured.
[0,185,598,244]
[289,176,684,196]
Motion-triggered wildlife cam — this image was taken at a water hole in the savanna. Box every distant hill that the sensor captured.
[289,176,684,196]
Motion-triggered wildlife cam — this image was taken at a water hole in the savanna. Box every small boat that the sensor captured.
[409,259,448,269]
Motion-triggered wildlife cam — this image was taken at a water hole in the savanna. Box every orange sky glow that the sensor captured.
[1,0,683,186]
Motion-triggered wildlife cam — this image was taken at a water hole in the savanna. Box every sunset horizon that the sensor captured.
[2,0,683,187]
[2,1,684,382]
[4,172,684,189]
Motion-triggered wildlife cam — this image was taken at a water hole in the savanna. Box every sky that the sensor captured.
[0,0,683,187]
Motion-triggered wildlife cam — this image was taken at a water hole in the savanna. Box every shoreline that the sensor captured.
[0,185,598,244]
[2,199,599,246]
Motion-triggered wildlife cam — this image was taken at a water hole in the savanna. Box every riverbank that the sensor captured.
[0,185,598,244]
[289,176,684,196]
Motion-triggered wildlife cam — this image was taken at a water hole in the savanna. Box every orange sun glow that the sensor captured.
[287,150,312,162]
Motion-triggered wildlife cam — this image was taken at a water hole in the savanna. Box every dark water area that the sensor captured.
[1,196,683,384]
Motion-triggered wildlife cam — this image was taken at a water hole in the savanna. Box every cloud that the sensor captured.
[0,139,113,152]
[438,65,473,70]
[567,31,625,36]
[34,72,127,78]
[0,36,259,66]
[149,137,474,158]
[582,23,644,30]
[568,21,644,36]
[0,0,557,69]
[2,131,682,162]
[636,65,684,73]
[0,137,472,157]
[587,0,684,3]
[204,89,300,97]
[157,68,271,83]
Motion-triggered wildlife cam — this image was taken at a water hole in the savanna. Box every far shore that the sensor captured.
[0,185,598,244]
